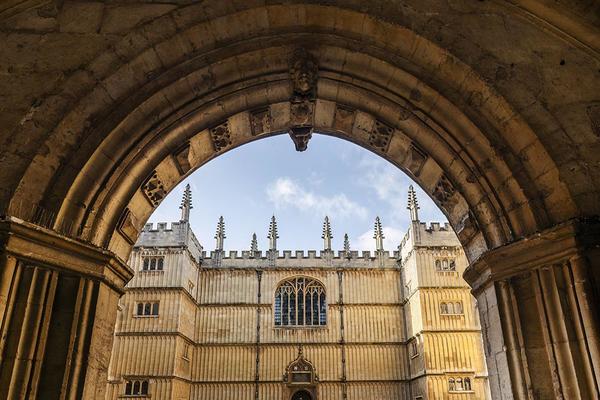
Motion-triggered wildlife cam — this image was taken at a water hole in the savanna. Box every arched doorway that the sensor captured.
[292,390,313,400]
[0,3,598,399]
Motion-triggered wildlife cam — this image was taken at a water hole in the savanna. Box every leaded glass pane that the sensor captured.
[274,277,326,327]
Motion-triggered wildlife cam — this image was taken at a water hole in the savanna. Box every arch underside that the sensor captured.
[2,3,597,263]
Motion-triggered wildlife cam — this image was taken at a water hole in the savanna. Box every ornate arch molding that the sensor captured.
[4,5,576,261]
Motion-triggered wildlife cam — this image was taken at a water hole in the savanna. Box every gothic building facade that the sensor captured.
[106,186,489,399]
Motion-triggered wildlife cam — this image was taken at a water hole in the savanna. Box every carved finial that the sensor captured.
[407,185,420,222]
[179,184,193,222]
[321,216,333,251]
[250,232,258,253]
[268,215,279,251]
[215,216,226,251]
[288,48,318,152]
[297,344,304,358]
[343,233,351,258]
[373,216,385,252]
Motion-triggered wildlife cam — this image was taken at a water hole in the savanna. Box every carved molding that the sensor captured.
[406,144,428,176]
[456,211,480,244]
[0,216,133,293]
[173,143,192,175]
[210,121,232,152]
[432,174,457,211]
[142,171,166,207]
[290,48,318,101]
[117,208,139,245]
[288,48,318,152]
[250,107,271,136]
[333,104,355,133]
[290,100,315,127]
[369,120,394,153]
[464,218,600,294]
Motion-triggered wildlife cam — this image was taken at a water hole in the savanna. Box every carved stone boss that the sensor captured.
[288,48,318,151]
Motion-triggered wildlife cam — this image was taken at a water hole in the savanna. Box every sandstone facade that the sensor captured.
[106,188,489,399]
[1,2,598,398]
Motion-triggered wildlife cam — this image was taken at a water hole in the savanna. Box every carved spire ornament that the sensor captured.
[321,216,333,251]
[179,183,193,222]
[407,185,420,222]
[215,216,226,251]
[343,233,351,259]
[268,215,279,251]
[373,216,385,252]
[288,48,318,152]
[250,232,258,254]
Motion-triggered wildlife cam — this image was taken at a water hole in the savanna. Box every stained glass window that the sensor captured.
[274,277,326,327]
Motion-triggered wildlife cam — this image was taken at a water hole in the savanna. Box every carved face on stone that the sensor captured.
[290,49,318,96]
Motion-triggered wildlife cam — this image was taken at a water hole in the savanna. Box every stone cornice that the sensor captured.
[0,216,133,293]
[464,218,600,294]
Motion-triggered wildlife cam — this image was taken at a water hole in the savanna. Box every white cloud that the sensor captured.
[356,156,447,225]
[354,226,405,252]
[266,177,368,219]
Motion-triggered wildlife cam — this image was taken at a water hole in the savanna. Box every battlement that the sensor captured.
[422,221,451,231]
[199,249,401,269]
[202,249,399,260]
[136,221,203,263]
[143,222,183,232]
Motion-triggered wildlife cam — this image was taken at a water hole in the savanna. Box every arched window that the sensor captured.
[124,379,149,396]
[447,302,455,314]
[275,277,326,327]
[442,259,448,270]
[449,259,456,270]
[464,377,471,391]
[455,302,463,314]
[440,302,448,314]
[456,378,463,391]
[141,380,149,395]
[448,378,455,391]
[435,260,441,271]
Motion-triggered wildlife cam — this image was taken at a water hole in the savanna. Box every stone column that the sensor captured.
[0,217,133,400]
[464,219,600,400]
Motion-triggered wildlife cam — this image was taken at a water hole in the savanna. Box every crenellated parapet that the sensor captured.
[200,249,401,269]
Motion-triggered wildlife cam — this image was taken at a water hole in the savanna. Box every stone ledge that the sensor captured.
[0,216,133,293]
[464,217,600,294]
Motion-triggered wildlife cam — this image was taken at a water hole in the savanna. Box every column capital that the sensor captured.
[464,218,600,295]
[0,216,133,294]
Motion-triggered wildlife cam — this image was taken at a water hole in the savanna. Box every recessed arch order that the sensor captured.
[6,5,577,265]
[2,3,599,400]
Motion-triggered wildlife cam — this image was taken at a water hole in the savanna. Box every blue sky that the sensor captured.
[149,133,446,251]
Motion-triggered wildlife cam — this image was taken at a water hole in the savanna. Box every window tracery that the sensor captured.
[142,256,164,271]
[274,277,326,327]
[448,376,473,392]
[136,302,159,317]
[435,257,456,271]
[440,301,464,315]
[124,379,149,396]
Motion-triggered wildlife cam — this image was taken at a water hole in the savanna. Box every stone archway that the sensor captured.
[0,2,598,399]
[292,389,314,400]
